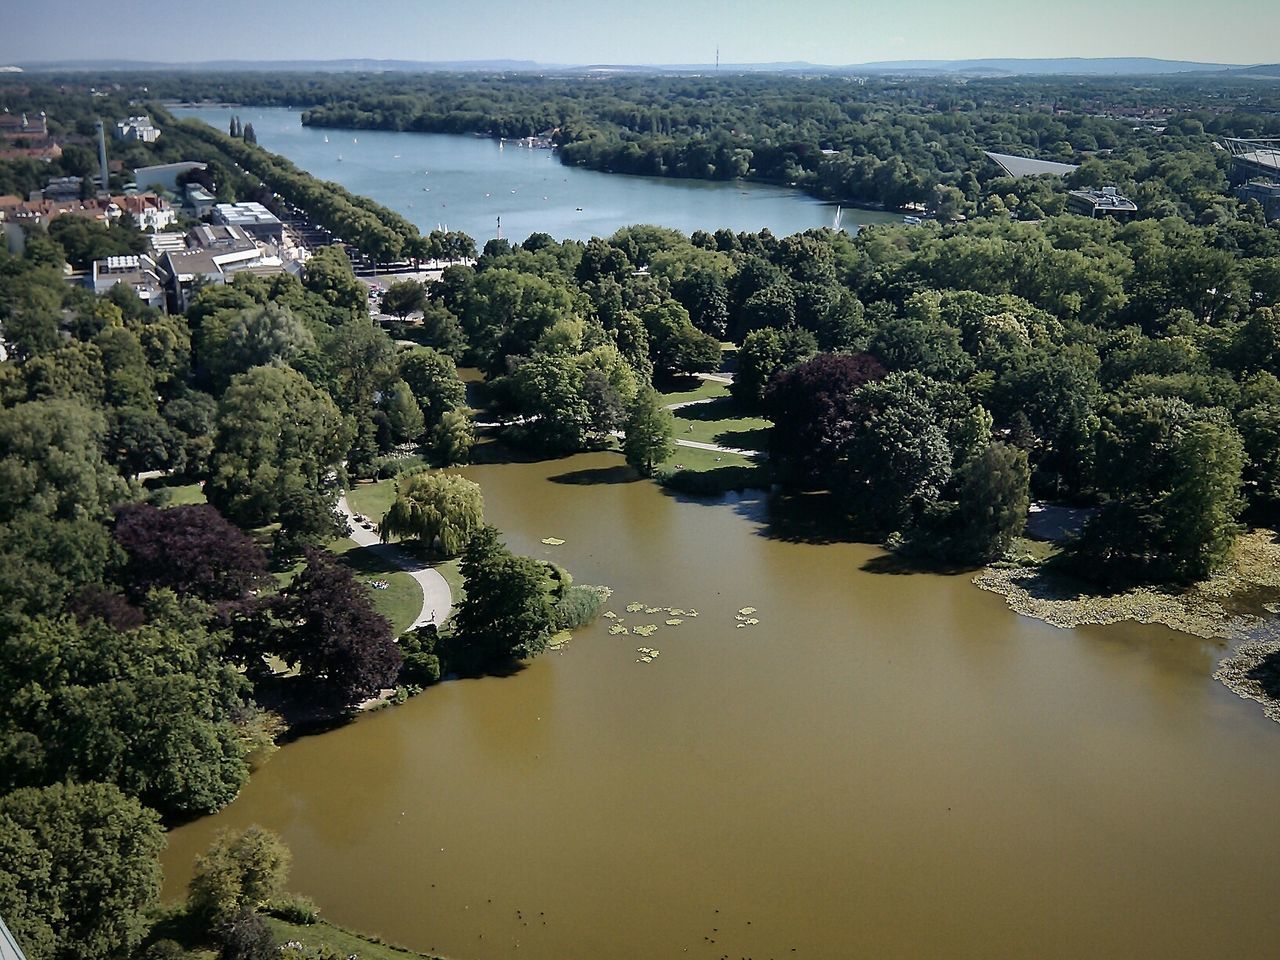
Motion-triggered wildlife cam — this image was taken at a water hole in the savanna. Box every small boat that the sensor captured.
[337,154,343,161]
[323,135,329,143]
[903,215,922,226]
[575,207,583,212]
[353,137,358,144]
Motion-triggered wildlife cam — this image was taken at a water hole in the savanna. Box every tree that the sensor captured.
[640,300,722,379]
[382,379,426,442]
[242,123,257,145]
[206,366,353,529]
[946,442,1031,562]
[302,246,366,318]
[216,907,276,960]
[381,279,426,321]
[623,385,675,476]
[510,352,593,451]
[380,471,484,556]
[198,303,317,391]
[763,353,887,486]
[731,325,818,409]
[398,346,466,426]
[452,526,556,670]
[431,408,476,466]
[0,398,129,525]
[272,549,402,704]
[0,514,117,618]
[1067,397,1245,585]
[0,781,164,960]
[113,502,269,609]
[0,605,254,815]
[188,826,291,925]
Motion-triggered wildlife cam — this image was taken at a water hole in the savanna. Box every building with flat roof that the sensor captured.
[213,201,283,243]
[42,176,83,201]
[1237,181,1280,222]
[186,184,216,217]
[1067,186,1138,220]
[133,161,206,195]
[91,254,167,309]
[158,223,283,311]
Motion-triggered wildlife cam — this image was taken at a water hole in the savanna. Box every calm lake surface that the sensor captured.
[162,451,1280,959]
[170,105,901,241]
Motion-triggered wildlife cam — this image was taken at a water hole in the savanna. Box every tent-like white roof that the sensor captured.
[984,151,1079,178]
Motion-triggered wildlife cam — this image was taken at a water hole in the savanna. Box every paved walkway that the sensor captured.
[337,495,453,630]
[663,394,768,460]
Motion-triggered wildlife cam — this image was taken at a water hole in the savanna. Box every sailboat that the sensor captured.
[323,134,329,143]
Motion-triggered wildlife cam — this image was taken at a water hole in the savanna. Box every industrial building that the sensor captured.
[1066,186,1138,220]
[213,201,284,243]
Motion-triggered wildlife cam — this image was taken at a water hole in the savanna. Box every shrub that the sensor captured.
[554,584,611,630]
[266,894,320,925]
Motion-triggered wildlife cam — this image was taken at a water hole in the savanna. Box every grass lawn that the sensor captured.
[266,916,442,959]
[347,478,399,530]
[329,538,423,635]
[146,478,207,506]
[658,376,730,407]
[659,444,754,472]
[670,396,772,452]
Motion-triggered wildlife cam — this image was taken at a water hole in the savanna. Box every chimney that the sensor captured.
[96,119,109,196]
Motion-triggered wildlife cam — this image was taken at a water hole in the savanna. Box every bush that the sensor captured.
[266,894,320,925]
[399,624,443,685]
[375,453,428,479]
[554,584,610,630]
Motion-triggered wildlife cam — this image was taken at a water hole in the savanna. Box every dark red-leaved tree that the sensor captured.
[271,549,402,705]
[114,503,270,608]
[763,353,887,486]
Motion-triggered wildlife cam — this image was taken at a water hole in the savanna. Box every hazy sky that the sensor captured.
[2,0,1274,66]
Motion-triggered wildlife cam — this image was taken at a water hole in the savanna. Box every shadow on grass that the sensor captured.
[675,396,750,421]
[714,427,770,450]
[548,465,638,485]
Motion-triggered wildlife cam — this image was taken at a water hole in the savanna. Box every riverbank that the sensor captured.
[975,528,1280,720]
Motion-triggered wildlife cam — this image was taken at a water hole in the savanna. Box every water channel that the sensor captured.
[162,451,1280,960]
[170,104,902,241]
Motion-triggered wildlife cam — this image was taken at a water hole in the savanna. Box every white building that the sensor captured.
[91,254,167,309]
[115,116,161,143]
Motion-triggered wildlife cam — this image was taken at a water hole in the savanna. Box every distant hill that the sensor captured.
[10,56,1256,77]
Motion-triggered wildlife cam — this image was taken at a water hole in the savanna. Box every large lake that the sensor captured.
[171,104,901,241]
[162,451,1280,960]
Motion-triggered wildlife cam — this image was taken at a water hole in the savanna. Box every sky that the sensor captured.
[1,0,1276,66]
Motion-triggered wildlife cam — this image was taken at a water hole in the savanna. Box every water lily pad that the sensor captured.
[668,608,687,617]
[644,606,662,614]
[541,537,566,545]
[665,618,684,626]
[736,623,746,629]
[632,624,658,637]
[625,602,645,613]
[609,625,629,636]
[745,618,759,625]
[687,609,699,617]
[547,631,572,648]
[603,611,617,619]
[739,607,757,615]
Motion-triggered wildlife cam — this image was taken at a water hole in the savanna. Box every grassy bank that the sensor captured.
[267,916,444,960]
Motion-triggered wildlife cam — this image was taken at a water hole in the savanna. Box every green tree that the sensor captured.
[382,379,425,442]
[198,303,317,391]
[398,346,466,426]
[381,279,426,320]
[431,408,476,466]
[206,366,353,529]
[0,398,130,524]
[732,325,818,409]
[948,442,1031,562]
[188,826,290,925]
[0,781,164,960]
[452,526,556,670]
[380,471,484,556]
[622,385,675,476]
[1068,397,1245,584]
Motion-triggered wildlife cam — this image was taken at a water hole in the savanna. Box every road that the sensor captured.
[337,495,453,630]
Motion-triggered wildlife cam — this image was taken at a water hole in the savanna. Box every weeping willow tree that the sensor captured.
[380,471,484,556]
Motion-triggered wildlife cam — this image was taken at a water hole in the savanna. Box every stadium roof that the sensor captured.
[984,151,1079,178]
[0,914,28,960]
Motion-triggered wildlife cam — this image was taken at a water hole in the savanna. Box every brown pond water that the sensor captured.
[163,452,1280,959]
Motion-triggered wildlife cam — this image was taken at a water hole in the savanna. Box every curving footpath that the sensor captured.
[337,495,453,631]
